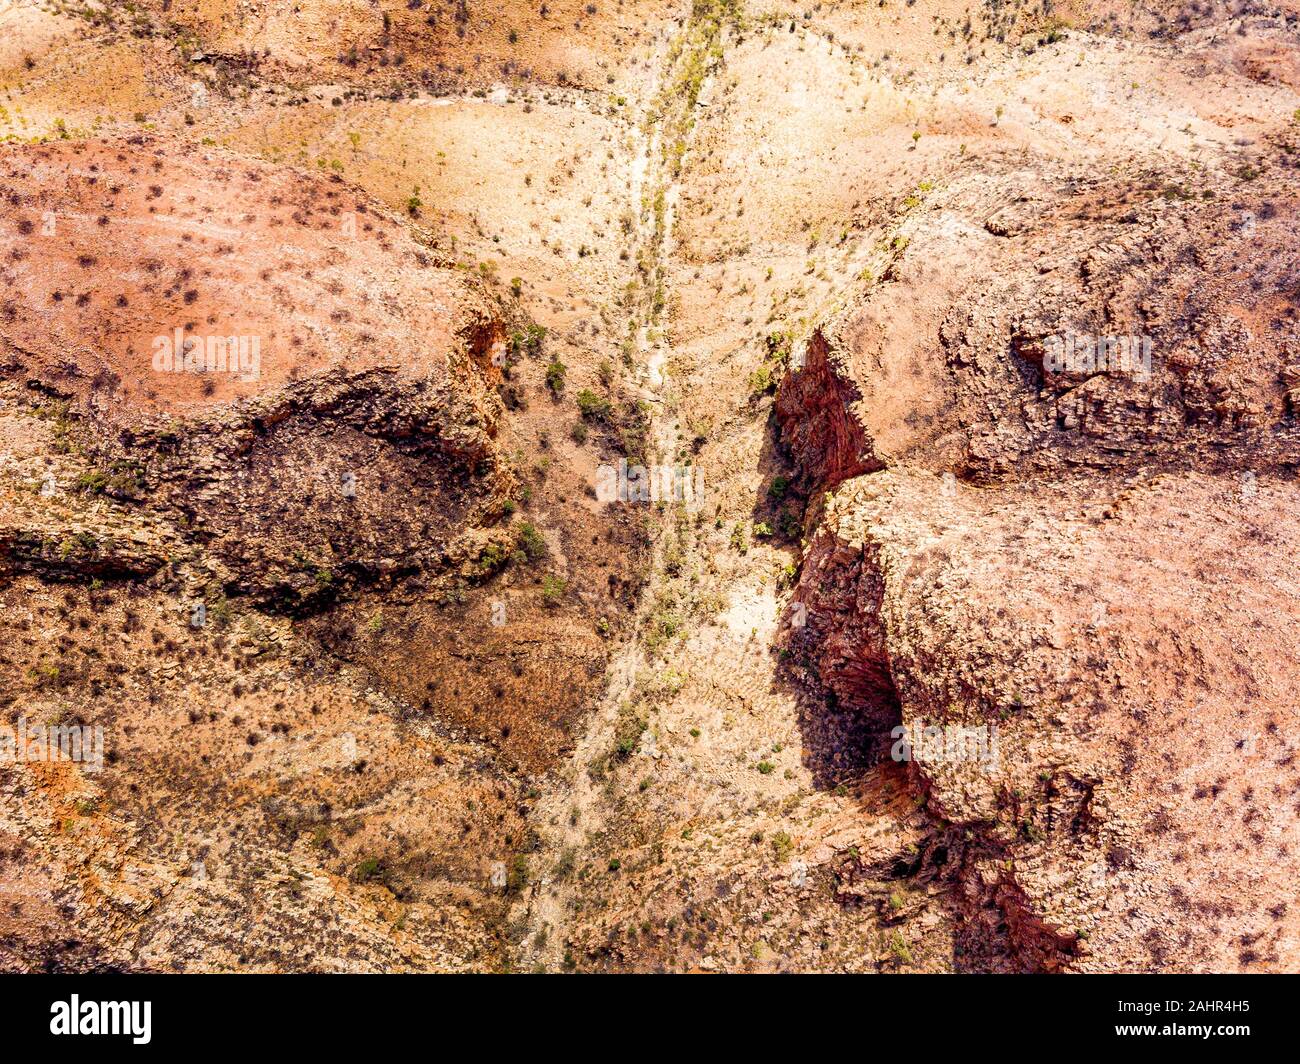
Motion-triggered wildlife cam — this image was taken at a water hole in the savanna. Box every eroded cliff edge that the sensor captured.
[779,153,1300,971]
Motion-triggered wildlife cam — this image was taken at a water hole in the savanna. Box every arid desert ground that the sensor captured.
[1,0,1299,972]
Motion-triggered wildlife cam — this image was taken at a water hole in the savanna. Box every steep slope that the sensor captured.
[0,137,638,970]
[775,32,1300,969]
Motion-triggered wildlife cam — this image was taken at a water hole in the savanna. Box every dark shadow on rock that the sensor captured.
[745,405,901,789]
[787,674,898,790]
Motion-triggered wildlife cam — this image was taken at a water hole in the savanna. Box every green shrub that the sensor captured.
[888,930,913,964]
[612,704,646,761]
[576,388,612,420]
[545,358,567,394]
[730,522,749,554]
[476,541,513,575]
[74,470,109,494]
[541,573,567,606]
[353,857,386,883]
[516,522,547,563]
[507,853,529,895]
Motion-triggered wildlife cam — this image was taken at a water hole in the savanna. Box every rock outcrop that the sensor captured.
[779,145,1300,970]
[1,138,520,609]
[778,161,1300,486]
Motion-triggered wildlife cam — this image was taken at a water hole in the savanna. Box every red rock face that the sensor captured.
[777,165,1300,491]
[0,139,519,612]
[775,328,880,491]
[793,469,1300,970]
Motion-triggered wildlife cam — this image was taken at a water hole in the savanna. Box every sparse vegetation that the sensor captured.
[8,0,1291,983]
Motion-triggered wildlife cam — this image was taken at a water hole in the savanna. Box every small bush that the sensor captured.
[612,704,646,761]
[516,522,547,563]
[353,857,386,883]
[748,364,775,396]
[888,931,913,964]
[576,388,612,420]
[541,573,567,606]
[730,522,749,554]
[506,853,529,895]
[74,470,109,494]
[545,358,567,394]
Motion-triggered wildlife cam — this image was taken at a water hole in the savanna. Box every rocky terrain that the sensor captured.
[0,0,1298,972]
